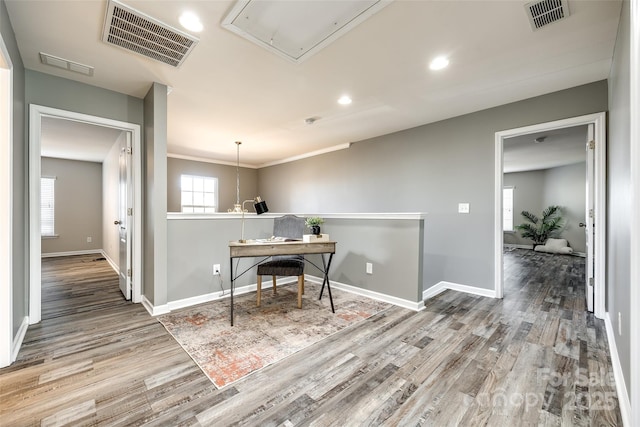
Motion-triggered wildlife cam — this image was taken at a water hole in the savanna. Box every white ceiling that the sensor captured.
[41,117,124,163]
[503,125,587,173]
[5,0,622,167]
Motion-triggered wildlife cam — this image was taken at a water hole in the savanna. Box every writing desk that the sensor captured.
[228,240,336,325]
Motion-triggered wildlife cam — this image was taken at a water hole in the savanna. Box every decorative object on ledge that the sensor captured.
[305,216,324,235]
[239,196,269,243]
[228,141,244,213]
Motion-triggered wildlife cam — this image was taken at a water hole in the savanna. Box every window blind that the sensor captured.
[41,176,56,236]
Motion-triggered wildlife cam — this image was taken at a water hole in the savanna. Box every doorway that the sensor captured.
[28,105,142,325]
[494,112,606,319]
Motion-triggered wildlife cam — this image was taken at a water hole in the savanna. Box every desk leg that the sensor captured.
[319,253,335,313]
[230,258,234,326]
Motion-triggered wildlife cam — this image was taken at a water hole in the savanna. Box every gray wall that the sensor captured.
[504,162,587,252]
[607,0,631,403]
[143,82,168,306]
[1,0,27,340]
[167,216,424,305]
[167,157,258,213]
[258,81,608,291]
[40,157,103,254]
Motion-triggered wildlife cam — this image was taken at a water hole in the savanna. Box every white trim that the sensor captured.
[168,152,258,169]
[423,281,497,301]
[630,1,640,425]
[141,295,170,316]
[494,112,607,318]
[168,143,352,169]
[167,212,427,221]
[29,105,143,324]
[10,316,28,363]
[40,249,104,258]
[163,275,425,313]
[0,32,14,367]
[101,250,119,275]
[305,275,425,311]
[503,243,533,250]
[258,143,351,168]
[604,312,631,426]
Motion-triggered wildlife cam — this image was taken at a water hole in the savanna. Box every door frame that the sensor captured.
[0,33,14,367]
[494,112,606,319]
[28,105,142,324]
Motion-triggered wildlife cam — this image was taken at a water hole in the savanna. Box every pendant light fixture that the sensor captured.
[228,141,243,213]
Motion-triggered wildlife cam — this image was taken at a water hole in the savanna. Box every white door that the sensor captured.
[117,134,132,300]
[584,123,595,312]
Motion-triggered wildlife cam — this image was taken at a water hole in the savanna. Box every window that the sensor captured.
[181,174,218,213]
[41,176,56,236]
[503,187,514,231]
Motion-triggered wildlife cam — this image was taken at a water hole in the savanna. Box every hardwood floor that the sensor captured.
[0,250,622,426]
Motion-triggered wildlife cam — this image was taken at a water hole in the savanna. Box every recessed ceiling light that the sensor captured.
[429,56,449,71]
[338,95,352,105]
[179,11,203,32]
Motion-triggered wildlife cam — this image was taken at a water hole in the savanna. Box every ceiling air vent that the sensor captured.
[525,0,570,31]
[102,0,199,67]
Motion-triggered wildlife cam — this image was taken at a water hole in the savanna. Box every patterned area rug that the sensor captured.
[158,281,390,388]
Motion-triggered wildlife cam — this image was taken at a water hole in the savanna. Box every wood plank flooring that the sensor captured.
[0,250,622,426]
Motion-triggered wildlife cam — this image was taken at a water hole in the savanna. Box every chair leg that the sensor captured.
[297,275,304,309]
[257,275,262,307]
[272,275,277,294]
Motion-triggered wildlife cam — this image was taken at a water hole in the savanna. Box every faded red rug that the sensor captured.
[157,281,390,388]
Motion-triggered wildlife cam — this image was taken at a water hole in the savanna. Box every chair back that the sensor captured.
[273,215,305,239]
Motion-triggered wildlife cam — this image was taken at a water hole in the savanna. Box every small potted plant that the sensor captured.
[515,205,564,249]
[305,216,324,235]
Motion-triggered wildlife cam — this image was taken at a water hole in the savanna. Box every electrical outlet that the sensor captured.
[458,203,470,214]
[366,262,373,275]
[213,264,221,276]
[86,236,92,243]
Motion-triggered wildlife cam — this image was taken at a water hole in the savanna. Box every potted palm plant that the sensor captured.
[305,216,324,235]
[515,205,564,248]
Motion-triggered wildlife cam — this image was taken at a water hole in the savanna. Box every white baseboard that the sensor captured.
[604,312,631,426]
[101,251,119,275]
[141,295,170,316]
[164,276,425,313]
[305,275,425,311]
[423,281,497,301]
[11,316,29,363]
[41,249,103,258]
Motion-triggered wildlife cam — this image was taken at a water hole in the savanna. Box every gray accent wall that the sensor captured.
[167,157,258,213]
[2,0,27,340]
[607,0,631,403]
[40,157,103,254]
[258,81,608,292]
[143,82,168,306]
[504,162,587,253]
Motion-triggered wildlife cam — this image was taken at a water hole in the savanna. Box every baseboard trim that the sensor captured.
[503,243,533,250]
[41,249,103,258]
[102,251,119,275]
[165,276,425,313]
[141,295,170,317]
[423,281,497,301]
[305,275,425,311]
[604,312,631,426]
[11,316,29,363]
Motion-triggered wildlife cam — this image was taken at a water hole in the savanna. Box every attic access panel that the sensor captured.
[222,0,392,63]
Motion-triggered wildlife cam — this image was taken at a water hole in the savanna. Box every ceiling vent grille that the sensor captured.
[525,0,570,31]
[102,0,198,67]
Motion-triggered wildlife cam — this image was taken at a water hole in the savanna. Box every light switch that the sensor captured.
[458,203,470,214]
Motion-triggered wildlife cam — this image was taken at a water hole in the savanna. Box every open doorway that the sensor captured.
[494,112,606,319]
[28,105,142,325]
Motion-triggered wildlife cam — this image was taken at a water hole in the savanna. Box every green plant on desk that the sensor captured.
[305,216,324,236]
